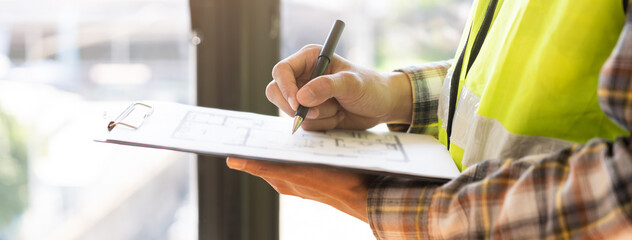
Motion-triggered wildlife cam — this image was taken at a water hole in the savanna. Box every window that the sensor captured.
[279,0,472,239]
[0,0,196,239]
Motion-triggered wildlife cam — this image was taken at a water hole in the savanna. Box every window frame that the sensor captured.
[190,0,280,239]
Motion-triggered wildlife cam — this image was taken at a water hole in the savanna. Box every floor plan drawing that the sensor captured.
[100,101,461,179]
[172,111,408,162]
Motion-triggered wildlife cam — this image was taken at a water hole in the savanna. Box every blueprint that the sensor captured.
[98,101,460,179]
[172,111,408,162]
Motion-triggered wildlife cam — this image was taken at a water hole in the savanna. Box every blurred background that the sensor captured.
[0,0,470,239]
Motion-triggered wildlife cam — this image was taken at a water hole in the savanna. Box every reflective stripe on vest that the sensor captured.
[439,0,629,170]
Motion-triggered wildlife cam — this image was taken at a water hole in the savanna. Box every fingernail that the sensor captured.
[288,97,298,111]
[306,108,319,119]
[297,87,316,105]
[227,158,247,170]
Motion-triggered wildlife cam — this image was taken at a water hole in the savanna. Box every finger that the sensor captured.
[227,157,292,177]
[306,99,339,119]
[227,157,314,183]
[227,157,368,197]
[266,80,296,116]
[296,71,361,107]
[260,177,288,195]
[301,111,346,131]
[272,45,322,110]
[262,176,323,198]
[227,157,355,183]
[271,60,299,110]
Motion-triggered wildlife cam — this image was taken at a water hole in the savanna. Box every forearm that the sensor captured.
[388,60,452,135]
[382,71,412,124]
[367,137,632,239]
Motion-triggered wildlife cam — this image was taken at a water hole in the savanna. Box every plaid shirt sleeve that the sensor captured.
[367,4,632,240]
[387,61,452,137]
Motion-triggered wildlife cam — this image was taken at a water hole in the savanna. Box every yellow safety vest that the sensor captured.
[439,0,629,171]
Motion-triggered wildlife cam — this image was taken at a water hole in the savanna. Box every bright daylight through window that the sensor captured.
[0,0,472,239]
[0,0,195,239]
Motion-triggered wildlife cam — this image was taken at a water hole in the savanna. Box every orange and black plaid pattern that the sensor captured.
[368,3,632,239]
[388,61,451,137]
[600,4,632,133]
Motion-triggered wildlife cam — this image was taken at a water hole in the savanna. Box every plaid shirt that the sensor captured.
[368,5,632,240]
[388,61,451,136]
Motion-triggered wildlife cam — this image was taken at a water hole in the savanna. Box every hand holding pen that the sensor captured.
[292,20,345,134]
[266,20,414,133]
[229,19,415,223]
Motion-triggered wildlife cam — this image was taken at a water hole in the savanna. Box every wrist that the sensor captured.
[384,72,412,124]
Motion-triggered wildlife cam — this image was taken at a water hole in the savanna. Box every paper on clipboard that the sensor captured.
[95,101,460,180]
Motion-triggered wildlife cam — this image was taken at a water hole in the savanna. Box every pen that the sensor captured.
[292,19,345,134]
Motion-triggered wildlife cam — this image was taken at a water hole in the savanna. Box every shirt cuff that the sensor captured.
[367,176,440,239]
[387,61,451,137]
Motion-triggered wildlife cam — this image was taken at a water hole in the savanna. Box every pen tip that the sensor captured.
[292,116,303,134]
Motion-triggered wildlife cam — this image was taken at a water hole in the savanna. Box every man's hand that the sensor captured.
[268,44,412,130]
[231,45,408,223]
[226,157,372,223]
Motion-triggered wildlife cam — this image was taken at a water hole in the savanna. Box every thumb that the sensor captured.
[296,72,361,107]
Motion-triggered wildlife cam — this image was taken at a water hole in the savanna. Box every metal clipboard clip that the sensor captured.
[107,102,154,131]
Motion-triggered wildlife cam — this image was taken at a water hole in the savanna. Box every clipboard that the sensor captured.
[96,101,460,181]
[107,102,154,131]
